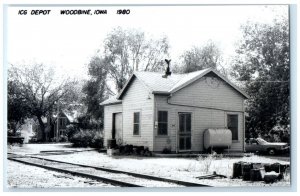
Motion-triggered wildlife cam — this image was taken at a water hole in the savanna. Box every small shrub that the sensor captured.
[124,145,134,154]
[66,124,80,139]
[143,147,152,157]
[133,146,145,155]
[90,131,103,148]
[117,144,152,156]
[58,135,68,142]
[162,147,171,154]
[198,154,216,174]
[70,129,103,148]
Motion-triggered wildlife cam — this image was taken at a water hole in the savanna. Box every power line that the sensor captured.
[248,80,290,83]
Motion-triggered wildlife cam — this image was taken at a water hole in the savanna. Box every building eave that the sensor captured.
[101,101,122,106]
[116,74,136,100]
[152,91,171,96]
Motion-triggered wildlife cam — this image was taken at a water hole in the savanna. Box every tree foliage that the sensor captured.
[80,27,170,128]
[231,19,289,140]
[103,27,169,91]
[8,64,78,141]
[180,40,221,73]
[82,56,110,121]
[7,80,30,135]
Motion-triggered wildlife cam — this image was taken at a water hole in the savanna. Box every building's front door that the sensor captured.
[178,112,192,151]
[112,112,123,144]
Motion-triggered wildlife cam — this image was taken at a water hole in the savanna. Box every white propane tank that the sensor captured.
[203,129,232,150]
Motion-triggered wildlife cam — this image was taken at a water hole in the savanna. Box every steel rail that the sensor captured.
[29,156,210,187]
[8,157,142,187]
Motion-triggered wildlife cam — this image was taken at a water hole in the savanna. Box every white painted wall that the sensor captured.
[120,77,155,150]
[103,104,122,147]
[104,75,246,152]
[154,76,245,152]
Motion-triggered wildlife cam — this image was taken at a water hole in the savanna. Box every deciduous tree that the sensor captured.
[8,64,77,141]
[180,40,221,73]
[103,27,169,91]
[231,18,289,140]
[7,80,30,135]
[82,56,110,122]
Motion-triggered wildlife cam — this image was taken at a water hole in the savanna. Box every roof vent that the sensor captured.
[162,59,172,78]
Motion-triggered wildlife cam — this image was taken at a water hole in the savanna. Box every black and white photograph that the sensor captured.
[3,2,295,191]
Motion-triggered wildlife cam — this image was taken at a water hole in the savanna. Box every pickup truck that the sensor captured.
[245,138,289,155]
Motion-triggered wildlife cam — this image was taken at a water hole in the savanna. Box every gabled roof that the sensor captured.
[100,95,122,106]
[52,107,85,123]
[133,68,211,94]
[101,68,249,105]
[169,68,250,98]
[63,110,80,123]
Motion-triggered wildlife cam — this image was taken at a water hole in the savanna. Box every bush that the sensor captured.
[70,129,103,148]
[117,144,152,156]
[66,124,80,139]
[58,135,68,142]
[90,131,103,148]
[198,153,216,174]
[162,147,171,154]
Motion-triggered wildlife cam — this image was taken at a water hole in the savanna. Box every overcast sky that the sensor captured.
[7,5,288,81]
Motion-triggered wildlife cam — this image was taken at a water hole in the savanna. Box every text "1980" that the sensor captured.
[117,9,130,15]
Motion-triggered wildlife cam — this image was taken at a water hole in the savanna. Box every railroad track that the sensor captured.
[8,154,210,187]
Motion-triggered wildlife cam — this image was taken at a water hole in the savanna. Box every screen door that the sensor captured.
[178,113,192,150]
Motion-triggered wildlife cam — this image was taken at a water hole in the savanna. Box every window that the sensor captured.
[59,118,67,128]
[133,112,140,135]
[158,111,168,135]
[59,118,63,126]
[59,130,65,136]
[227,114,238,140]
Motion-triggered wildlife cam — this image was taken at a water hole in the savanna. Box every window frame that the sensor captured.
[157,111,168,136]
[177,111,193,151]
[59,117,68,128]
[227,114,239,141]
[59,130,65,136]
[133,112,140,135]
[59,118,63,127]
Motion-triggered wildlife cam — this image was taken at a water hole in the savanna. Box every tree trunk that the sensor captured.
[11,123,17,136]
[12,126,17,136]
[37,115,46,142]
[8,121,19,136]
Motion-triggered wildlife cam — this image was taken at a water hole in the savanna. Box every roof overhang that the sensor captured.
[208,70,250,99]
[152,91,171,96]
[115,68,249,101]
[116,74,136,100]
[100,101,122,106]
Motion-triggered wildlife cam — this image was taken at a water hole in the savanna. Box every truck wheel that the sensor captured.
[268,149,276,155]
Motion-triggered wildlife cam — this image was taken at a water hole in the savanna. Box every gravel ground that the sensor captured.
[6,143,291,188]
[6,160,115,188]
[7,143,94,155]
[40,151,290,187]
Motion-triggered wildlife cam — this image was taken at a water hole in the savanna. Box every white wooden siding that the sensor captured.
[103,104,122,147]
[104,75,246,153]
[170,76,244,111]
[121,78,154,150]
[154,76,245,152]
